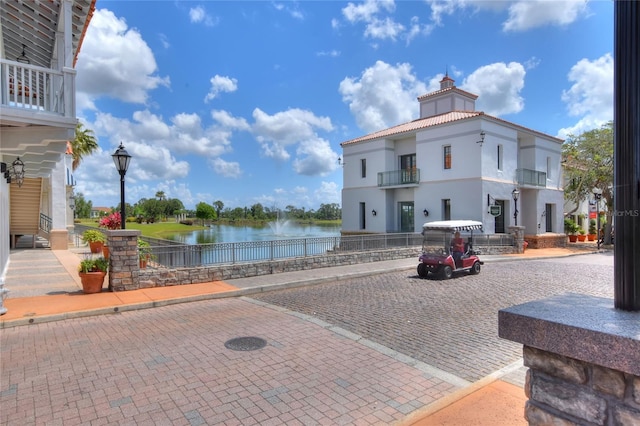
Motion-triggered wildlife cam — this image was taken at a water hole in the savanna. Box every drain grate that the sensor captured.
[224,337,267,351]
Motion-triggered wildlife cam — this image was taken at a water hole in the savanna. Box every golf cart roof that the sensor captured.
[422,220,483,232]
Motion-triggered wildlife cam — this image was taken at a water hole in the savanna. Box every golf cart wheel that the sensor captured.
[470,261,481,275]
[417,263,428,278]
[441,265,453,280]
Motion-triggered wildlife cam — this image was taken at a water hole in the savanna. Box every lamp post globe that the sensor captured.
[112,143,131,229]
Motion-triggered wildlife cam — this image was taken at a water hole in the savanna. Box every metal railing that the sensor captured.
[516,168,547,187]
[147,233,423,268]
[378,169,420,187]
[39,213,52,233]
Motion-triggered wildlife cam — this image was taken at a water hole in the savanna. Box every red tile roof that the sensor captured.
[340,110,563,146]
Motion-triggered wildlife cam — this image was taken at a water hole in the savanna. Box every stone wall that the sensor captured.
[138,247,421,288]
[524,346,640,425]
[524,233,567,249]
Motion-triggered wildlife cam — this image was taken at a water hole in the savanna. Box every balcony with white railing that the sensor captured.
[516,168,547,187]
[0,59,76,122]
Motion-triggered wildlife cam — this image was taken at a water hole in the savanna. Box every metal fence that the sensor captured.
[148,233,424,268]
[71,225,514,269]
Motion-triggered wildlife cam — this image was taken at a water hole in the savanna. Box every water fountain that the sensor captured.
[267,214,291,236]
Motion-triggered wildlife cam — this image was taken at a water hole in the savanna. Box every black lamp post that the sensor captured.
[594,190,602,250]
[112,143,131,229]
[512,188,520,226]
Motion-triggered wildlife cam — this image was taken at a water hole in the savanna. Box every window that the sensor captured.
[443,145,451,169]
[400,154,417,183]
[497,144,503,171]
[361,158,366,178]
[442,199,451,220]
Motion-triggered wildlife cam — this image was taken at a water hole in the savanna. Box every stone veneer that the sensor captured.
[138,248,420,288]
[499,293,640,425]
[106,229,141,291]
[524,233,568,249]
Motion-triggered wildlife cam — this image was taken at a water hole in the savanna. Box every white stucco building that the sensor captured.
[1,1,95,281]
[340,75,564,242]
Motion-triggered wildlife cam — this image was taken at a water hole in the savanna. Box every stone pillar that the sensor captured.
[499,294,640,425]
[106,229,140,291]
[508,225,525,253]
[48,229,69,250]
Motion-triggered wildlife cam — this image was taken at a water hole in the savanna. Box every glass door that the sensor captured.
[399,202,414,232]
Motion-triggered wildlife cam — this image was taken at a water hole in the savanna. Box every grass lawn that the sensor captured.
[76,219,206,238]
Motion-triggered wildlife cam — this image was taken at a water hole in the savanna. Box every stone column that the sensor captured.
[508,225,525,253]
[106,229,140,291]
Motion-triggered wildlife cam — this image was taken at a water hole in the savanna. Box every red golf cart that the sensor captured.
[417,220,484,279]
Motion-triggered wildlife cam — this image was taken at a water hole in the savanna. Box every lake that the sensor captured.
[164,221,342,245]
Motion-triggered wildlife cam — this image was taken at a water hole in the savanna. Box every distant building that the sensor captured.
[91,207,112,219]
[340,74,564,241]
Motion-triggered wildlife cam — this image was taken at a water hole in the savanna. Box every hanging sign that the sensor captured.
[489,205,502,217]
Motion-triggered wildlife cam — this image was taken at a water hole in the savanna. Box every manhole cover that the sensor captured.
[224,337,267,351]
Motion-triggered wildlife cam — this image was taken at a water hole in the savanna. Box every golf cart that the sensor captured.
[417,220,484,279]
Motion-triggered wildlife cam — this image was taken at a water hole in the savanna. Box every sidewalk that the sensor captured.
[1,242,600,424]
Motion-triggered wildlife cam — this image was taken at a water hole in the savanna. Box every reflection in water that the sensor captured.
[165,222,341,245]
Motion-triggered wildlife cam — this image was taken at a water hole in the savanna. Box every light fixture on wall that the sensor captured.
[338,157,345,167]
[4,158,25,187]
[512,188,520,226]
[16,44,30,64]
[371,209,377,216]
[476,131,486,147]
[112,143,131,229]
[423,209,429,217]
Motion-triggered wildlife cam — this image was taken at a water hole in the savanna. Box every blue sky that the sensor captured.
[74,0,614,212]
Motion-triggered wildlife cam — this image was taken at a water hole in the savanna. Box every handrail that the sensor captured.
[0,59,67,114]
[39,213,52,233]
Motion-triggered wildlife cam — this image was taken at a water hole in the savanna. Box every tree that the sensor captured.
[316,203,341,220]
[195,202,216,225]
[562,121,613,242]
[70,122,99,171]
[213,200,224,219]
[155,191,166,201]
[73,192,92,218]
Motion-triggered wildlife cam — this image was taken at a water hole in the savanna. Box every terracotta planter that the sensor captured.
[79,271,106,294]
[568,235,578,243]
[577,235,587,242]
[89,241,104,254]
[587,234,596,241]
[102,246,110,260]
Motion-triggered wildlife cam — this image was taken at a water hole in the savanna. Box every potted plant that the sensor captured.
[577,228,587,242]
[82,229,107,253]
[564,218,579,242]
[78,256,109,293]
[138,238,153,268]
[588,219,597,241]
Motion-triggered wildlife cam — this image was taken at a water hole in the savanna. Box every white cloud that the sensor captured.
[75,9,170,107]
[317,50,341,57]
[364,17,405,41]
[339,60,427,133]
[189,5,218,27]
[558,53,613,138]
[252,108,335,163]
[204,75,238,103]
[503,0,589,32]
[313,181,341,206]
[462,62,526,116]
[209,158,242,178]
[293,138,339,176]
[342,0,395,23]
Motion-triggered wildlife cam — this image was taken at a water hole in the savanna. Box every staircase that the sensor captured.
[9,177,43,248]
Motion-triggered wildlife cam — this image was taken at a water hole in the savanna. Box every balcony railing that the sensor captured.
[378,168,420,187]
[516,168,547,187]
[0,59,75,117]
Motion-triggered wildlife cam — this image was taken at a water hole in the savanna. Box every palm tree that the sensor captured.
[213,200,224,219]
[155,191,166,201]
[70,122,99,171]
